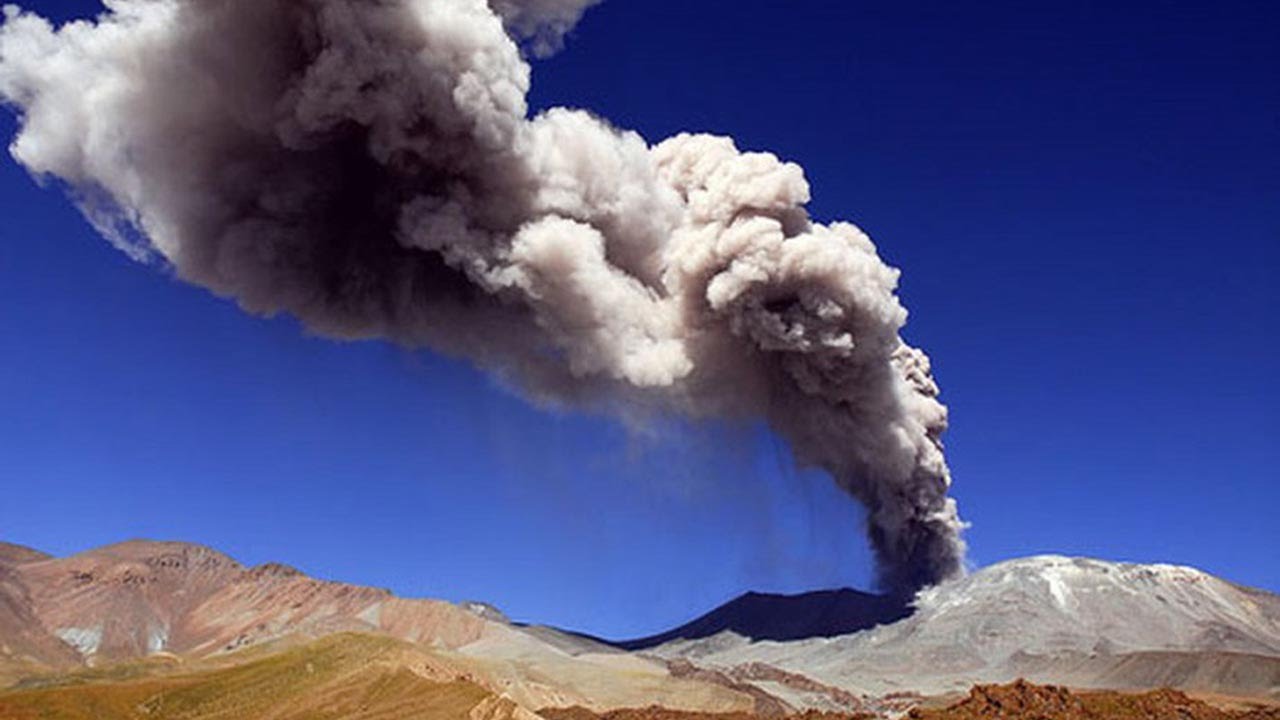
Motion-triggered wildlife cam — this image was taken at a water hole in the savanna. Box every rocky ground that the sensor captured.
[542,682,1280,720]
[907,680,1280,720]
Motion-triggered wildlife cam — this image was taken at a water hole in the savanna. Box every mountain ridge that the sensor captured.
[1,539,1277,716]
[0,543,51,567]
[647,555,1280,700]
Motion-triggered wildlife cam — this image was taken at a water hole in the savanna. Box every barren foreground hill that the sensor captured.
[0,634,507,720]
[1,540,1277,718]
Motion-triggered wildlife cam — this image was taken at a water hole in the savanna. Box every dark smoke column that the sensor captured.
[0,0,966,595]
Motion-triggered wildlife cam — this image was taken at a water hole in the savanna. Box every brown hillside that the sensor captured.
[7,540,495,664]
[0,544,50,567]
[0,633,496,720]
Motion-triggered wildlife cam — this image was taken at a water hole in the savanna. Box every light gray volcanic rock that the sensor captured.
[645,556,1280,699]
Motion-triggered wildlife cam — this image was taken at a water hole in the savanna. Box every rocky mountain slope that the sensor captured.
[0,544,51,566]
[0,540,755,713]
[2,541,1277,718]
[646,556,1280,701]
[0,545,81,678]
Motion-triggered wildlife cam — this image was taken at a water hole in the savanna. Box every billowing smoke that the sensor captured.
[0,0,965,595]
[490,0,601,57]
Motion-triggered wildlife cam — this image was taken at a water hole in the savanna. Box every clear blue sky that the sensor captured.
[1,1,1276,639]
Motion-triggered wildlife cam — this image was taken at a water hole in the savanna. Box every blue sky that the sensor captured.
[1,0,1276,638]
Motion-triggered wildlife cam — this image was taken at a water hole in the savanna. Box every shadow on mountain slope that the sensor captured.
[614,589,912,651]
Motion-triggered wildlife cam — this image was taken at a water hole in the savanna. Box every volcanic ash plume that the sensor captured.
[0,0,966,594]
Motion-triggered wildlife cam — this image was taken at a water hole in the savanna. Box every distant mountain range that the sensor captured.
[1,540,1277,719]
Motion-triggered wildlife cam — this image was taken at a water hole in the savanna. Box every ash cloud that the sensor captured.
[0,0,966,595]
[491,0,601,56]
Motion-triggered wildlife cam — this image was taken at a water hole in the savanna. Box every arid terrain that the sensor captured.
[905,681,1280,720]
[1,540,1277,718]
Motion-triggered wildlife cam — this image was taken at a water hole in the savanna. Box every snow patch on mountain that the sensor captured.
[55,626,102,657]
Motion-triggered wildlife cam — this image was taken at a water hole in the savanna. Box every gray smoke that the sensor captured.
[490,0,601,56]
[0,0,966,595]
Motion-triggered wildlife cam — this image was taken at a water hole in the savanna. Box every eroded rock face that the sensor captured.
[5,541,502,664]
[16,541,246,660]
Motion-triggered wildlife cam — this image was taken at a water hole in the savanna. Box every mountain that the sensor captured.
[1,542,1277,718]
[646,556,1280,701]
[0,545,81,679]
[0,544,50,567]
[0,540,759,714]
[616,589,910,650]
[6,540,486,661]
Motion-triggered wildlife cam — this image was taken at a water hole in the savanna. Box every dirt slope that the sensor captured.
[0,633,500,720]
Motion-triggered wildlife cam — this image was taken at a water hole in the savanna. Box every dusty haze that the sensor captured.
[0,0,965,594]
